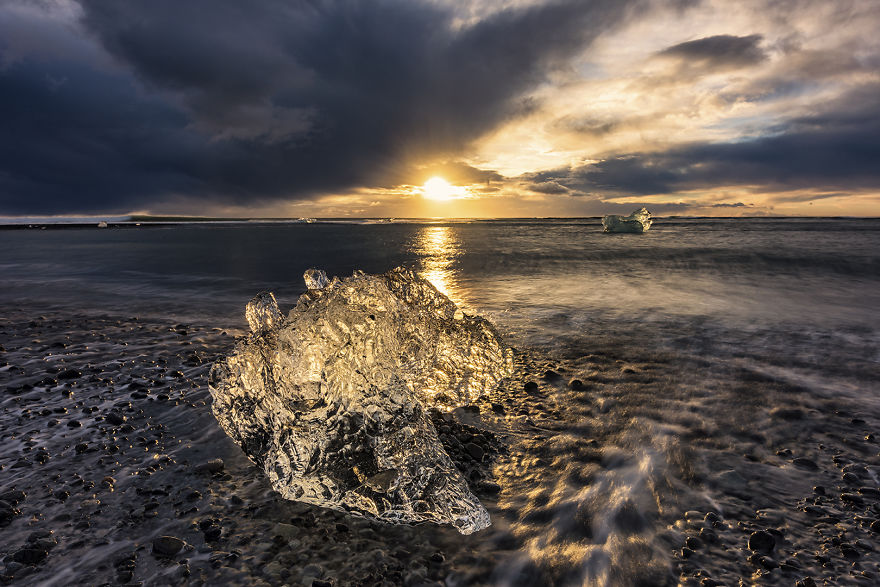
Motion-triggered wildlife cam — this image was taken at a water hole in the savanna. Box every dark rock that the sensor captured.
[524,381,539,393]
[792,457,818,470]
[841,493,863,505]
[465,442,484,461]
[0,490,25,505]
[748,530,775,554]
[429,552,445,564]
[842,472,860,484]
[840,543,860,560]
[812,486,825,495]
[105,412,126,425]
[0,504,20,524]
[195,458,224,474]
[67,420,82,428]
[569,379,586,391]
[58,368,82,380]
[12,548,48,565]
[685,536,702,550]
[699,528,718,543]
[199,519,222,541]
[478,480,501,495]
[152,536,185,557]
[312,581,332,587]
[870,519,880,533]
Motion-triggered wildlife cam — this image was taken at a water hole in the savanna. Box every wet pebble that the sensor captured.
[195,458,224,474]
[57,368,82,380]
[12,547,49,565]
[464,442,484,461]
[792,457,818,470]
[153,535,185,557]
[748,530,775,554]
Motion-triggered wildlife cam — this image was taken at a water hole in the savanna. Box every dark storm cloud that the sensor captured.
[534,82,880,199]
[657,34,766,68]
[529,181,570,194]
[0,0,645,214]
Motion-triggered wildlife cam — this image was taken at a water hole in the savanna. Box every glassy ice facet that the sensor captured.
[209,267,513,534]
[602,207,653,233]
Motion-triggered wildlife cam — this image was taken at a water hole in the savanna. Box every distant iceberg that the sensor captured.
[209,267,513,534]
[602,207,652,233]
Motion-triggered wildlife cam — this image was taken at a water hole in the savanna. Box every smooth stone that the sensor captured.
[195,458,224,474]
[153,536,185,557]
[12,548,48,565]
[0,490,25,504]
[464,442,484,461]
[792,457,818,470]
[58,368,82,380]
[748,530,775,554]
[301,563,323,578]
[843,472,860,484]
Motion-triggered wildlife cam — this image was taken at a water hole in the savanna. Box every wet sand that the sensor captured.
[2,308,880,585]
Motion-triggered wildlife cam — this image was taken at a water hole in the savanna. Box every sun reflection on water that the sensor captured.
[412,225,462,304]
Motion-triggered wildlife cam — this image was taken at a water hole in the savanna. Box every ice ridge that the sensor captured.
[602,207,653,233]
[209,267,513,534]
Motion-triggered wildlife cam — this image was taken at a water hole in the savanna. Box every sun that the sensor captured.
[421,176,466,201]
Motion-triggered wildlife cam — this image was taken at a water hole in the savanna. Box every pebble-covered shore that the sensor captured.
[2,309,880,585]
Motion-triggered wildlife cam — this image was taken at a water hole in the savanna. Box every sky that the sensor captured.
[1,0,879,218]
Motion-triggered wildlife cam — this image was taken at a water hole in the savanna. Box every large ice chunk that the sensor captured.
[602,207,653,233]
[209,267,513,534]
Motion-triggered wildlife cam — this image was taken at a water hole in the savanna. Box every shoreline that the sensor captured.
[2,307,880,585]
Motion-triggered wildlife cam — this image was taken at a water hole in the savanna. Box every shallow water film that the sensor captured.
[1,217,879,586]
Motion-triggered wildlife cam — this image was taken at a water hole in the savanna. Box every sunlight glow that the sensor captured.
[422,176,467,201]
[412,225,461,303]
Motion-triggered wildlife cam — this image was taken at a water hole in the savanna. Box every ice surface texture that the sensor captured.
[602,207,653,233]
[209,267,513,534]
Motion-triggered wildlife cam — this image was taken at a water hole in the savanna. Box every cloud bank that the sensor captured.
[0,0,878,216]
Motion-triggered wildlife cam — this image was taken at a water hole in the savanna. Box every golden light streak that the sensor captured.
[412,225,461,303]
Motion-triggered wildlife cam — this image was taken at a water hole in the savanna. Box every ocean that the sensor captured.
[1,217,879,585]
